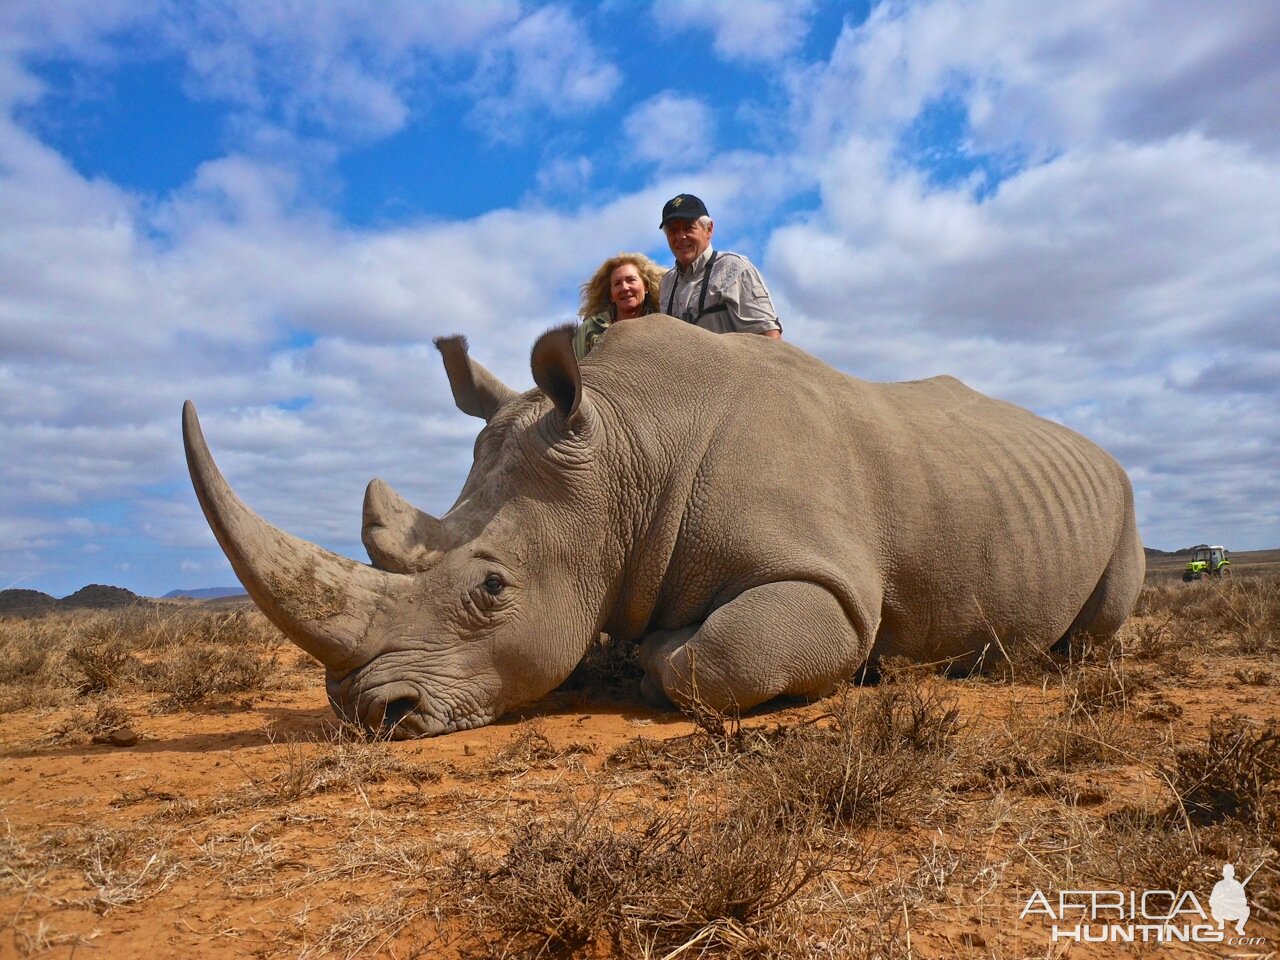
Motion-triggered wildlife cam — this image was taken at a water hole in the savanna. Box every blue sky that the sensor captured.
[2,1,1278,598]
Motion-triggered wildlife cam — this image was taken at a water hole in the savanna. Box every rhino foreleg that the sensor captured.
[638,581,869,714]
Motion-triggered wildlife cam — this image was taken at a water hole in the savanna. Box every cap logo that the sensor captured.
[671,196,683,207]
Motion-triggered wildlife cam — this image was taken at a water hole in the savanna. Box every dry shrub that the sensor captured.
[296,897,444,960]
[46,698,133,746]
[989,697,1133,786]
[77,827,181,909]
[739,682,962,831]
[148,643,278,709]
[0,605,299,718]
[0,618,68,710]
[1134,581,1204,619]
[1136,576,1280,654]
[247,725,438,805]
[1060,655,1148,719]
[1060,807,1204,894]
[1233,666,1278,686]
[450,793,827,959]
[487,721,594,777]
[1123,615,1177,661]
[604,729,766,786]
[66,619,142,695]
[861,674,963,752]
[604,697,777,783]
[1162,715,1280,831]
[1221,577,1280,654]
[8,824,182,911]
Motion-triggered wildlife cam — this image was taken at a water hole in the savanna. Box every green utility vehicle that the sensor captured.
[1183,544,1231,582]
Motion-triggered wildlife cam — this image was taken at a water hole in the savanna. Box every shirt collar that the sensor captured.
[676,244,716,278]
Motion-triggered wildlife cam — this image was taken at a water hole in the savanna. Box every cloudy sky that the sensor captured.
[2,1,1277,598]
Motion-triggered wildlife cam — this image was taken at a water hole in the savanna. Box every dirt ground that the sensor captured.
[2,558,1278,958]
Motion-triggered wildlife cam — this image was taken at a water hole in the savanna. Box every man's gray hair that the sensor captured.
[696,215,712,229]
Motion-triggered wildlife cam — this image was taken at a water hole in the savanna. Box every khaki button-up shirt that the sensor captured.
[658,247,782,335]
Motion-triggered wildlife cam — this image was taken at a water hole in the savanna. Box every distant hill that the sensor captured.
[61,584,145,610]
[0,588,60,617]
[0,583,145,619]
[163,587,247,600]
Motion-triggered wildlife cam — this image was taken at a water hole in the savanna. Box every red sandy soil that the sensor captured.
[2,582,1278,959]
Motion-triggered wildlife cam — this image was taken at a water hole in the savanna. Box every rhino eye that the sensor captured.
[483,574,505,595]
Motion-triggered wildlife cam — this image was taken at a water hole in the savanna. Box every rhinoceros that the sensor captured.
[183,316,1144,738]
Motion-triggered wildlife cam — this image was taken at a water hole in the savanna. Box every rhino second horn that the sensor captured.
[182,401,388,670]
[362,478,445,573]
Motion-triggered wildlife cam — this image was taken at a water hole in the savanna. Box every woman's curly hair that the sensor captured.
[578,252,666,318]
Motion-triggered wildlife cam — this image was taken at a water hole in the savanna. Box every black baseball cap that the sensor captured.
[659,193,709,228]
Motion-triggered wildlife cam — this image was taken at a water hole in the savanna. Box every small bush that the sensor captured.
[147,644,278,709]
[67,634,139,696]
[740,683,962,831]
[247,725,438,805]
[1061,657,1145,719]
[1163,715,1280,831]
[0,605,297,715]
[451,793,826,958]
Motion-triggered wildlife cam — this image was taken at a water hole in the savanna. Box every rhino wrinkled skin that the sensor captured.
[183,316,1145,738]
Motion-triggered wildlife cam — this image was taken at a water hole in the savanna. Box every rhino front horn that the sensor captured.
[182,401,389,670]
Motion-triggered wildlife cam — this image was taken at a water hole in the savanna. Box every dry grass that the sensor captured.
[4,576,1280,957]
[1162,714,1280,832]
[0,605,302,716]
[446,792,831,959]
[241,724,440,806]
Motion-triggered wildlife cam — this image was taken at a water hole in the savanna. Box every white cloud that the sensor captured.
[791,0,1280,159]
[4,1,612,147]
[166,0,529,141]
[534,155,594,198]
[623,92,716,168]
[468,5,620,142]
[764,0,1280,551]
[3,0,1280,597]
[651,0,817,63]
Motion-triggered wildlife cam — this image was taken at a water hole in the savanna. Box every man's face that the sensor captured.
[663,218,714,268]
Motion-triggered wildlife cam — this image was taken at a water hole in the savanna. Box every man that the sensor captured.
[657,194,782,338]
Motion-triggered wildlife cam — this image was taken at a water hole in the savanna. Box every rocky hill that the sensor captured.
[0,584,146,619]
[0,589,60,617]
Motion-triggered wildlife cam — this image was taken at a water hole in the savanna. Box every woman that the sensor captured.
[573,252,666,359]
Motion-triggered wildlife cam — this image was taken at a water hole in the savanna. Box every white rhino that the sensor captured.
[183,316,1144,738]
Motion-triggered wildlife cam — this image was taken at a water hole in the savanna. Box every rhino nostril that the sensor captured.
[382,695,419,729]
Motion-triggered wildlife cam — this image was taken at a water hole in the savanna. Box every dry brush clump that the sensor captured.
[446,675,972,958]
[2,821,182,914]
[242,723,441,806]
[445,792,831,959]
[0,605,309,718]
[737,680,964,833]
[1161,714,1280,833]
[1017,713,1280,917]
[1135,574,1280,655]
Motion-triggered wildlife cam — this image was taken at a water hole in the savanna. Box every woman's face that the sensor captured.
[609,263,647,318]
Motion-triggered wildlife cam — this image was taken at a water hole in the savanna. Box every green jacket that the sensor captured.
[573,297,660,360]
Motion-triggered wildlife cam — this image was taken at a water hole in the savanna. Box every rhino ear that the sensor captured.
[531,324,586,425]
[434,335,519,422]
